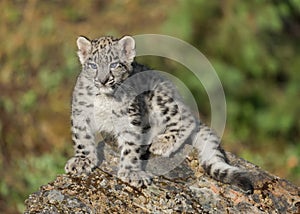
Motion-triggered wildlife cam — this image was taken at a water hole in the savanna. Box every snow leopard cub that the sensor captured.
[65,35,254,194]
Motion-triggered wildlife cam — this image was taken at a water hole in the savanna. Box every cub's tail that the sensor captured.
[193,123,254,194]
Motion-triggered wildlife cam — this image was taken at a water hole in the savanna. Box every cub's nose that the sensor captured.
[95,76,109,85]
[99,76,109,85]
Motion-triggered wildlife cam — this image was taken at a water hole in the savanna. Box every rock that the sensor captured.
[24,142,300,213]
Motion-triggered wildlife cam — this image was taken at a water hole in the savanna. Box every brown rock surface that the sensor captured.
[24,142,300,213]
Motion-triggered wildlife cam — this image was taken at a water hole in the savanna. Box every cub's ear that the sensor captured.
[76,36,92,64]
[118,36,136,62]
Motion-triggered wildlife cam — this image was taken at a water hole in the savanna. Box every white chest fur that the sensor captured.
[93,94,132,136]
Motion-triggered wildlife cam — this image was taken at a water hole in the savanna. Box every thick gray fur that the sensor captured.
[65,35,253,193]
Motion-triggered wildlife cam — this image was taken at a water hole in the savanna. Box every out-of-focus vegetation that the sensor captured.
[163,0,300,180]
[0,0,299,213]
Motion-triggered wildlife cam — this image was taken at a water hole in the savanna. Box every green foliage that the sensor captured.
[164,0,300,183]
[18,153,66,192]
[1,152,66,213]
[20,90,38,112]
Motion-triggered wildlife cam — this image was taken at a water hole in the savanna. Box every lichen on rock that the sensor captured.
[24,143,300,213]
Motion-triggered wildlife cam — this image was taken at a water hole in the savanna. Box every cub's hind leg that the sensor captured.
[149,91,196,157]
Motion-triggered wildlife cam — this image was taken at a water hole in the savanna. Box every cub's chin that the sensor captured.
[97,86,115,95]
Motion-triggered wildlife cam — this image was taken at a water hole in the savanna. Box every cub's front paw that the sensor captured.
[65,156,97,175]
[117,169,152,187]
[149,134,175,157]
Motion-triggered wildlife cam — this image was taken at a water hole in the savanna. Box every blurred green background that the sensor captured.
[0,0,299,213]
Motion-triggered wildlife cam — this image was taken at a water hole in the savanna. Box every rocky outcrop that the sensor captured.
[25,143,300,213]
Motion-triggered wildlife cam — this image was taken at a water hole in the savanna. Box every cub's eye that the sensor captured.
[87,62,97,69]
[109,62,119,69]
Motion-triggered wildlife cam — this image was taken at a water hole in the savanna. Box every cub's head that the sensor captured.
[76,35,136,94]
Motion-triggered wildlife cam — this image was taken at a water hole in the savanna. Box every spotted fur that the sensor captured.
[65,35,254,193]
